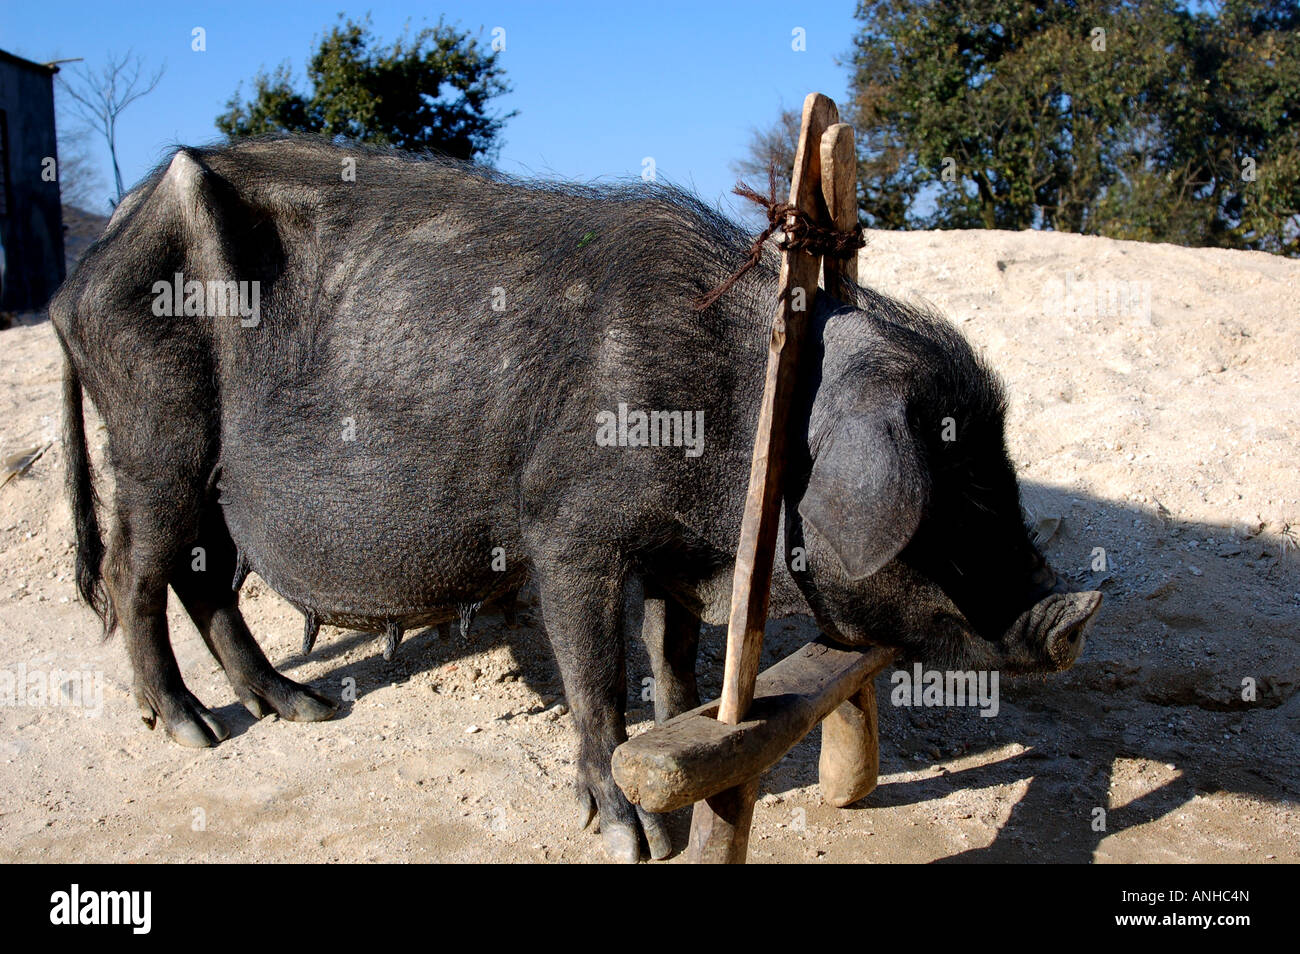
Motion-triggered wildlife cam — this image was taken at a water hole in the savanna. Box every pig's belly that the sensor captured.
[216,457,520,630]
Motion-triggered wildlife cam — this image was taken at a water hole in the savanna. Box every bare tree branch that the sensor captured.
[731,108,801,221]
[59,50,166,201]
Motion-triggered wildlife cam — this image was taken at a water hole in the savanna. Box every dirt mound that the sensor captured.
[1,225,1296,863]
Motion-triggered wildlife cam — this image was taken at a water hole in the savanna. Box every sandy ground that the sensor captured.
[0,222,1297,863]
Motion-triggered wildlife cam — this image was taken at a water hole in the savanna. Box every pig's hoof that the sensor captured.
[168,710,228,748]
[137,685,229,748]
[234,673,338,723]
[277,683,338,722]
[601,824,640,864]
[234,687,271,720]
[578,779,671,862]
[576,787,598,830]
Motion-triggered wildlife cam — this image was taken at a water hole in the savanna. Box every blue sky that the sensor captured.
[2,1,861,216]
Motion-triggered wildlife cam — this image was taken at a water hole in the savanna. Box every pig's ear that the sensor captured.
[797,405,927,580]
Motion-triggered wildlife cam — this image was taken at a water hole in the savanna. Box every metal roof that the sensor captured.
[0,48,62,75]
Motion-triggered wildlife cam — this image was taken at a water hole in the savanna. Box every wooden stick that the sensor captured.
[688,779,760,865]
[686,91,839,864]
[614,640,896,812]
[811,120,884,809]
[819,123,859,291]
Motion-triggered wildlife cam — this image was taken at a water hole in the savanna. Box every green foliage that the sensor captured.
[849,0,1300,254]
[217,16,512,160]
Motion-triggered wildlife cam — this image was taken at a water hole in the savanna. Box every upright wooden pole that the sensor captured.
[687,92,839,863]
[812,121,884,809]
[819,123,859,290]
[818,682,882,806]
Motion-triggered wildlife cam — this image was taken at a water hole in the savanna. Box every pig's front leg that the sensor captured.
[532,548,672,862]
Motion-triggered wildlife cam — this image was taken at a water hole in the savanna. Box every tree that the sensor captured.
[217,16,512,160]
[54,115,107,212]
[847,0,1300,254]
[59,51,165,202]
[1138,0,1300,253]
[731,108,801,204]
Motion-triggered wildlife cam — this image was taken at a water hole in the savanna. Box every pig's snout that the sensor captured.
[1042,590,1102,670]
[1001,589,1102,673]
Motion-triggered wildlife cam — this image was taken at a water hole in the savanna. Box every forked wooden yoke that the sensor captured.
[610,92,899,864]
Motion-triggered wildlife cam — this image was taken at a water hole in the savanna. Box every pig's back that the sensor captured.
[205,138,771,622]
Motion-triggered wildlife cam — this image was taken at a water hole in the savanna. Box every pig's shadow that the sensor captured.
[201,621,543,742]
[233,482,1297,863]
[257,578,667,727]
[266,605,568,723]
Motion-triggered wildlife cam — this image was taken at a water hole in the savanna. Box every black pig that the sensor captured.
[52,138,1099,862]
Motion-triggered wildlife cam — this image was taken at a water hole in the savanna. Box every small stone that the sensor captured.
[465,725,481,735]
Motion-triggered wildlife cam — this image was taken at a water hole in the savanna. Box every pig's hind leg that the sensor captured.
[102,471,229,748]
[640,581,701,723]
[532,547,673,863]
[170,508,336,723]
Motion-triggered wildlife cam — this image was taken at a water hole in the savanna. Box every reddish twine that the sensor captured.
[693,166,866,311]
